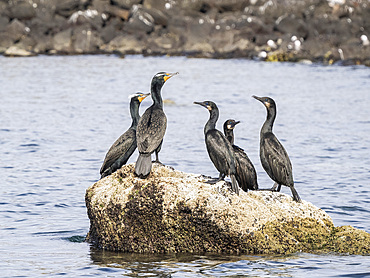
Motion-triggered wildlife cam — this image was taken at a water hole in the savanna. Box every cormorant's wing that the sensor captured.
[205,129,235,175]
[100,128,136,175]
[262,133,293,186]
[233,145,258,191]
[136,106,167,154]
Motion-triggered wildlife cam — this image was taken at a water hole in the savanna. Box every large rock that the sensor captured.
[4,19,29,42]
[111,0,141,10]
[52,28,73,53]
[8,1,36,20]
[123,5,155,34]
[72,25,104,53]
[85,163,370,254]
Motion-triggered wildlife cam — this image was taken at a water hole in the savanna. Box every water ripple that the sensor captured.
[0,56,369,277]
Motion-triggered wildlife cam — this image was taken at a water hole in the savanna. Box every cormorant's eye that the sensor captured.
[205,102,209,105]
[265,98,268,102]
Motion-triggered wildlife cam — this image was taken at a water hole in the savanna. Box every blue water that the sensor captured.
[0,55,369,277]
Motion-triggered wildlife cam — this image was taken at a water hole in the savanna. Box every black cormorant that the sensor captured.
[223,119,259,192]
[100,92,150,179]
[194,101,239,195]
[253,96,301,202]
[134,72,178,178]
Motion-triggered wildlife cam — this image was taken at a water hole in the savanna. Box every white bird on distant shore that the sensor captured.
[361,35,369,46]
[267,39,277,49]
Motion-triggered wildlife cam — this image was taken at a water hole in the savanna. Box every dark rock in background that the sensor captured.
[0,0,368,65]
[8,1,36,20]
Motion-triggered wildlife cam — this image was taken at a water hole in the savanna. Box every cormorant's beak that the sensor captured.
[138,93,150,103]
[230,121,240,128]
[194,101,205,107]
[252,95,270,108]
[164,72,179,82]
[194,101,211,111]
[252,95,263,102]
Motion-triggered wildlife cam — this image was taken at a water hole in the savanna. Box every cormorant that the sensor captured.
[134,72,178,178]
[223,119,259,192]
[253,96,301,202]
[194,101,239,195]
[100,92,150,179]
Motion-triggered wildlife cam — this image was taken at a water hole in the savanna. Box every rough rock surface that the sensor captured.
[0,0,369,65]
[85,163,370,254]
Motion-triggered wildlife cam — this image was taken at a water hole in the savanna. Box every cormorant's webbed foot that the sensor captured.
[152,159,164,165]
[205,174,225,184]
[205,178,221,184]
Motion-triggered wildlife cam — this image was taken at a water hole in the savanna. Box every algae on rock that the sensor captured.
[85,163,370,255]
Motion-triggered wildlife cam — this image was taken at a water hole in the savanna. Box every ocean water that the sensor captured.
[0,55,369,277]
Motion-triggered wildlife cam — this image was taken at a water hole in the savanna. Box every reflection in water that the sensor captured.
[91,247,370,278]
[89,247,291,277]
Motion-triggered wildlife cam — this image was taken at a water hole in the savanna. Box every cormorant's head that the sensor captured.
[224,119,240,131]
[129,92,150,103]
[252,95,276,110]
[193,101,217,111]
[152,72,179,86]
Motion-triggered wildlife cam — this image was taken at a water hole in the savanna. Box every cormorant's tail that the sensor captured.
[290,186,301,203]
[100,169,110,179]
[230,174,239,195]
[134,153,152,178]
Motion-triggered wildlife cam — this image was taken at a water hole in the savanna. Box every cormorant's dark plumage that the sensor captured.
[194,101,239,195]
[100,92,150,179]
[135,72,178,178]
[223,119,258,192]
[253,96,301,202]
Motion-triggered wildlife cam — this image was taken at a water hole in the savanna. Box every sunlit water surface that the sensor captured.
[0,55,369,277]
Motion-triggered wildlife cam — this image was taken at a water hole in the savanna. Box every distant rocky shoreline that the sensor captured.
[1,0,369,66]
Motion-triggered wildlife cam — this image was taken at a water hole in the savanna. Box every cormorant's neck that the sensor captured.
[204,108,219,135]
[151,82,164,108]
[261,106,276,134]
[224,129,234,145]
[130,100,140,128]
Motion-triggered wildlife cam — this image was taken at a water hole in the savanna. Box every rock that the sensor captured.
[105,5,130,21]
[123,5,155,34]
[0,33,14,52]
[204,0,250,13]
[274,14,308,39]
[111,0,141,10]
[4,45,35,57]
[73,25,104,53]
[68,9,104,31]
[15,36,37,51]
[141,6,168,27]
[102,34,144,54]
[147,29,182,54]
[142,0,169,12]
[100,22,120,44]
[90,0,110,14]
[8,2,36,20]
[52,28,73,53]
[55,0,90,17]
[33,35,54,54]
[0,15,9,32]
[85,163,370,254]
[4,19,29,42]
